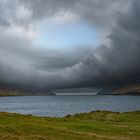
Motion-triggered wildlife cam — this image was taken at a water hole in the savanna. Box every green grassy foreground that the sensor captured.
[0,111,140,140]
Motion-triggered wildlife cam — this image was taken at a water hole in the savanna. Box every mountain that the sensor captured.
[98,83,140,95]
[111,83,140,95]
[0,87,55,96]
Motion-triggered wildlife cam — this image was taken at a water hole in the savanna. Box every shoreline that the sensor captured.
[0,94,139,97]
[0,110,140,117]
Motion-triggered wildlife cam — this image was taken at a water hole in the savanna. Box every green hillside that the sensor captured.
[0,110,139,140]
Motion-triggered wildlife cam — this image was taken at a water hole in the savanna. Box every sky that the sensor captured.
[0,0,140,90]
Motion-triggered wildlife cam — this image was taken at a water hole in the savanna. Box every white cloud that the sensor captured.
[16,5,32,21]
[51,11,80,24]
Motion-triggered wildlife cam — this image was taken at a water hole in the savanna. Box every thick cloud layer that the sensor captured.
[67,0,140,87]
[0,0,140,90]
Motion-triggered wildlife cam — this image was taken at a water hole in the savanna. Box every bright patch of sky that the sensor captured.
[34,17,100,50]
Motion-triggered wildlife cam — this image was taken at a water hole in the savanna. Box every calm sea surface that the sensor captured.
[0,95,140,117]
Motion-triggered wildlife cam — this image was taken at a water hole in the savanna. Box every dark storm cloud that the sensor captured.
[0,0,140,90]
[22,0,132,29]
[0,27,84,89]
[65,0,140,87]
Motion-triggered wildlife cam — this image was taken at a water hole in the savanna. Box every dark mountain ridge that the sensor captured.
[98,82,140,95]
[0,84,55,96]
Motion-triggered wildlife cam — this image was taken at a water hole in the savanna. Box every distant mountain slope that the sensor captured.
[0,89,26,96]
[0,88,55,96]
[98,83,140,95]
[112,83,140,95]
